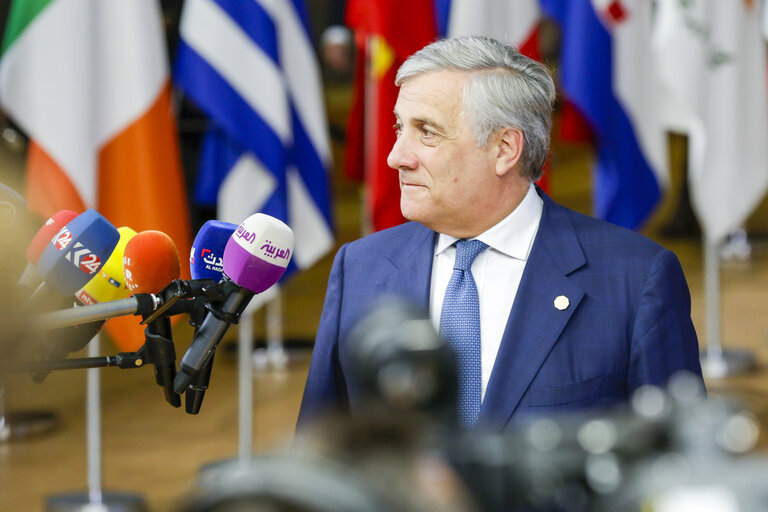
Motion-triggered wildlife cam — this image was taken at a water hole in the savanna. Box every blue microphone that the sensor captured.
[34,209,120,299]
[185,220,237,413]
[190,220,237,281]
[26,209,120,380]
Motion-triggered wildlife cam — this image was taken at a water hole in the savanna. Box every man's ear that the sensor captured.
[495,127,524,177]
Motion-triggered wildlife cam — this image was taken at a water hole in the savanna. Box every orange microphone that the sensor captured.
[123,230,182,407]
[123,230,181,295]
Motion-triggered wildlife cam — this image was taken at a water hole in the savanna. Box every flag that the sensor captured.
[762,0,768,40]
[447,0,539,47]
[446,0,553,192]
[0,0,192,352]
[174,0,334,282]
[654,0,768,243]
[345,0,437,232]
[540,0,667,230]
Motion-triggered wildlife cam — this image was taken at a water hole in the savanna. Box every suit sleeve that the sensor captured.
[627,249,703,392]
[296,244,350,429]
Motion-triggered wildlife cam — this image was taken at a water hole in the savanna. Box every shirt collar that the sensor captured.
[434,183,543,261]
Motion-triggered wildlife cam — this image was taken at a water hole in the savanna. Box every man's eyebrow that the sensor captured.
[414,117,448,134]
[393,111,447,133]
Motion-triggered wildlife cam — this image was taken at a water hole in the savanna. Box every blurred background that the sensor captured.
[2,0,768,510]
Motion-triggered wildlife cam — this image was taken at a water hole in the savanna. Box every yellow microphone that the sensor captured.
[76,227,137,305]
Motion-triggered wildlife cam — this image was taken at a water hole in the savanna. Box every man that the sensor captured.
[298,36,702,431]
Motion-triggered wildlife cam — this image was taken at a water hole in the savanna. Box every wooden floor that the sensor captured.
[3,97,768,511]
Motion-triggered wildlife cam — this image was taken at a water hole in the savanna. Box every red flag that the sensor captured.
[345,1,437,232]
[516,23,552,193]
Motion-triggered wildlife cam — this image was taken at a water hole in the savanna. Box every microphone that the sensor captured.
[75,226,137,305]
[124,230,182,407]
[0,187,41,364]
[35,280,208,330]
[31,226,137,381]
[0,182,35,285]
[18,210,78,289]
[190,220,237,281]
[34,227,180,330]
[186,220,237,414]
[124,230,181,295]
[174,213,294,394]
[37,293,161,329]
[28,209,120,312]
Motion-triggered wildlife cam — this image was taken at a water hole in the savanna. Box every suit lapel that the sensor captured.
[480,192,586,429]
[379,223,436,314]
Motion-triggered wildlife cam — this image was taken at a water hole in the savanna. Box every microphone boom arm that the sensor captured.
[7,352,145,373]
[38,293,160,329]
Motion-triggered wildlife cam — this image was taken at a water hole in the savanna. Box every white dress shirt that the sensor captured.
[430,183,543,399]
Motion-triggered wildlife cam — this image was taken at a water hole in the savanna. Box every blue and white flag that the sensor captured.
[540,0,667,230]
[174,0,334,278]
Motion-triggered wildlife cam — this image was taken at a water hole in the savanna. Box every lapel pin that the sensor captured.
[554,295,569,311]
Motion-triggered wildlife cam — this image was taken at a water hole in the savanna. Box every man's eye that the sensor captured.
[421,128,434,138]
[393,123,402,136]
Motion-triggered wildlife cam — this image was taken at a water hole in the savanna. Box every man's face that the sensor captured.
[387,70,505,238]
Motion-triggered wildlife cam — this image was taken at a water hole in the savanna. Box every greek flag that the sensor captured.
[174,0,334,277]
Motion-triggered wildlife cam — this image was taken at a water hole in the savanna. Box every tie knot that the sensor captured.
[454,239,488,271]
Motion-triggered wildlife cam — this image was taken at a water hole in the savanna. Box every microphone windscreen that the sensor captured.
[190,220,237,281]
[26,210,78,264]
[123,230,181,294]
[223,213,294,293]
[35,209,120,296]
[76,226,137,304]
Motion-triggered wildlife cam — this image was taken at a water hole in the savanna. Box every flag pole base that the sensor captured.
[0,409,60,442]
[196,457,260,487]
[46,491,147,512]
[700,349,757,379]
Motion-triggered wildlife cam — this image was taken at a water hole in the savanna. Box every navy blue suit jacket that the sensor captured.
[298,190,702,430]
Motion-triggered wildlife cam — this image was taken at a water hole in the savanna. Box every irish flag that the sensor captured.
[0,0,192,351]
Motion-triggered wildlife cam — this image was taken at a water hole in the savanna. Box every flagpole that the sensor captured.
[266,290,287,369]
[86,334,103,504]
[362,35,375,236]
[238,309,254,466]
[46,334,146,512]
[700,235,756,378]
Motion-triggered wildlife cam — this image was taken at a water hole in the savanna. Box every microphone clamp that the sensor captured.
[141,278,216,324]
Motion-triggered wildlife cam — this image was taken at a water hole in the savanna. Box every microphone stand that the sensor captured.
[7,353,145,373]
[142,318,181,408]
[184,295,216,415]
[185,355,214,415]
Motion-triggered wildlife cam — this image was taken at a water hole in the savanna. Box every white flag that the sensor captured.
[447,0,539,47]
[654,0,768,242]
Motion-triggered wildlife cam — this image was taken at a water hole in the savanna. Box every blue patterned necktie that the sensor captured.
[439,238,488,429]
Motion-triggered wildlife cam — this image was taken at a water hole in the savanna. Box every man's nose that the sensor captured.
[387,134,418,170]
